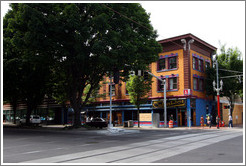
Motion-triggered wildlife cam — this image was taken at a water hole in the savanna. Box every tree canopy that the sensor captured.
[126,75,152,127]
[205,44,243,115]
[3,3,162,126]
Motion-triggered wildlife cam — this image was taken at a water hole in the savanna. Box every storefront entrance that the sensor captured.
[178,109,187,126]
[107,111,122,126]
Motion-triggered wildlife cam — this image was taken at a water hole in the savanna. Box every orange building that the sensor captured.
[86,33,217,127]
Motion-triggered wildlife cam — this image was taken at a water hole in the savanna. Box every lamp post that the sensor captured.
[213,58,223,127]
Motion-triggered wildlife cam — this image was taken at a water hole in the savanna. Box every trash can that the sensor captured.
[124,121,128,127]
[128,120,133,127]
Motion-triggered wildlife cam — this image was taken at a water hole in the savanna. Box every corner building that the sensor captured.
[87,33,217,127]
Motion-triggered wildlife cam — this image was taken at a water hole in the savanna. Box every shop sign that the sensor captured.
[139,113,152,121]
[153,99,186,108]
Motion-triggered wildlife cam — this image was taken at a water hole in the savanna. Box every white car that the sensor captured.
[20,115,41,126]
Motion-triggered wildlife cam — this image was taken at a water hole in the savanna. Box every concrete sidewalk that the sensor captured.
[3,122,243,131]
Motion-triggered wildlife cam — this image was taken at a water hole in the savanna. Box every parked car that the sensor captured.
[19,115,41,126]
[85,117,108,129]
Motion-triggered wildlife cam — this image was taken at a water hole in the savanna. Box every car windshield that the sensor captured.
[92,118,104,122]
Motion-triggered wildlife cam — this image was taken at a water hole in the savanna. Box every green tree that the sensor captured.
[3,8,21,124]
[3,4,53,125]
[206,44,243,116]
[4,3,162,127]
[126,75,152,127]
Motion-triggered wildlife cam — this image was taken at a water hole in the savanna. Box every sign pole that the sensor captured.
[163,79,167,128]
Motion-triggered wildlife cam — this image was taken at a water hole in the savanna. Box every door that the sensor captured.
[192,109,196,126]
[178,112,182,126]
[178,109,186,126]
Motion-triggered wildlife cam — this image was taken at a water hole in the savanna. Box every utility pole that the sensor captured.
[108,73,113,128]
[147,71,167,128]
[213,59,223,128]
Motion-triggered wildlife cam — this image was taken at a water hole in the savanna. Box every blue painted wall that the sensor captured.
[195,99,213,126]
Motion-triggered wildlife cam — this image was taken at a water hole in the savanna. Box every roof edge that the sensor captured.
[158,33,217,51]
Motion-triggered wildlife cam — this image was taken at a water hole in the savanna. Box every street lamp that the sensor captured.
[212,58,223,128]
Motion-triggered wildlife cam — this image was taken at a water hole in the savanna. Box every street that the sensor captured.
[3,126,244,164]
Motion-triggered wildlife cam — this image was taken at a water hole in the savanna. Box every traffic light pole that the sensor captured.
[108,74,113,128]
[147,71,167,128]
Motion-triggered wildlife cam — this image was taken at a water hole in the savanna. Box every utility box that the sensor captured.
[152,113,160,128]
[128,120,134,127]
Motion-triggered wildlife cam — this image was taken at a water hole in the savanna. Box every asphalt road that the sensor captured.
[2,126,244,164]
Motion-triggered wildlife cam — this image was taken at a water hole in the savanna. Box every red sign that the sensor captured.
[184,89,192,95]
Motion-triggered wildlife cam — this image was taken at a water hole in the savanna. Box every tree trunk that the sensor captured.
[70,93,82,128]
[73,105,81,128]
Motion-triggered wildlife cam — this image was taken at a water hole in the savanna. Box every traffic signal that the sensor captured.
[144,71,149,80]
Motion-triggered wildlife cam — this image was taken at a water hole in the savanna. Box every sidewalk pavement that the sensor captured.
[2,122,243,131]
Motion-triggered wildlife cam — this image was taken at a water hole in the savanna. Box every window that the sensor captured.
[169,77,177,90]
[199,79,204,91]
[193,57,196,69]
[199,60,204,72]
[193,78,198,90]
[193,57,198,70]
[198,60,201,71]
[158,59,166,70]
[109,84,115,95]
[193,77,204,91]
[205,61,210,69]
[169,57,177,69]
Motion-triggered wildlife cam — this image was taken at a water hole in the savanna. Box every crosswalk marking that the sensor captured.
[24,130,243,163]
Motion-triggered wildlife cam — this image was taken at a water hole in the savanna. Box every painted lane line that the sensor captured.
[21,151,42,155]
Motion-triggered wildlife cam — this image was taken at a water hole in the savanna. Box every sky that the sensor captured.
[1,1,245,57]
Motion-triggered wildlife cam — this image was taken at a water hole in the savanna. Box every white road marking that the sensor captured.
[23,130,243,163]
[21,151,41,154]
